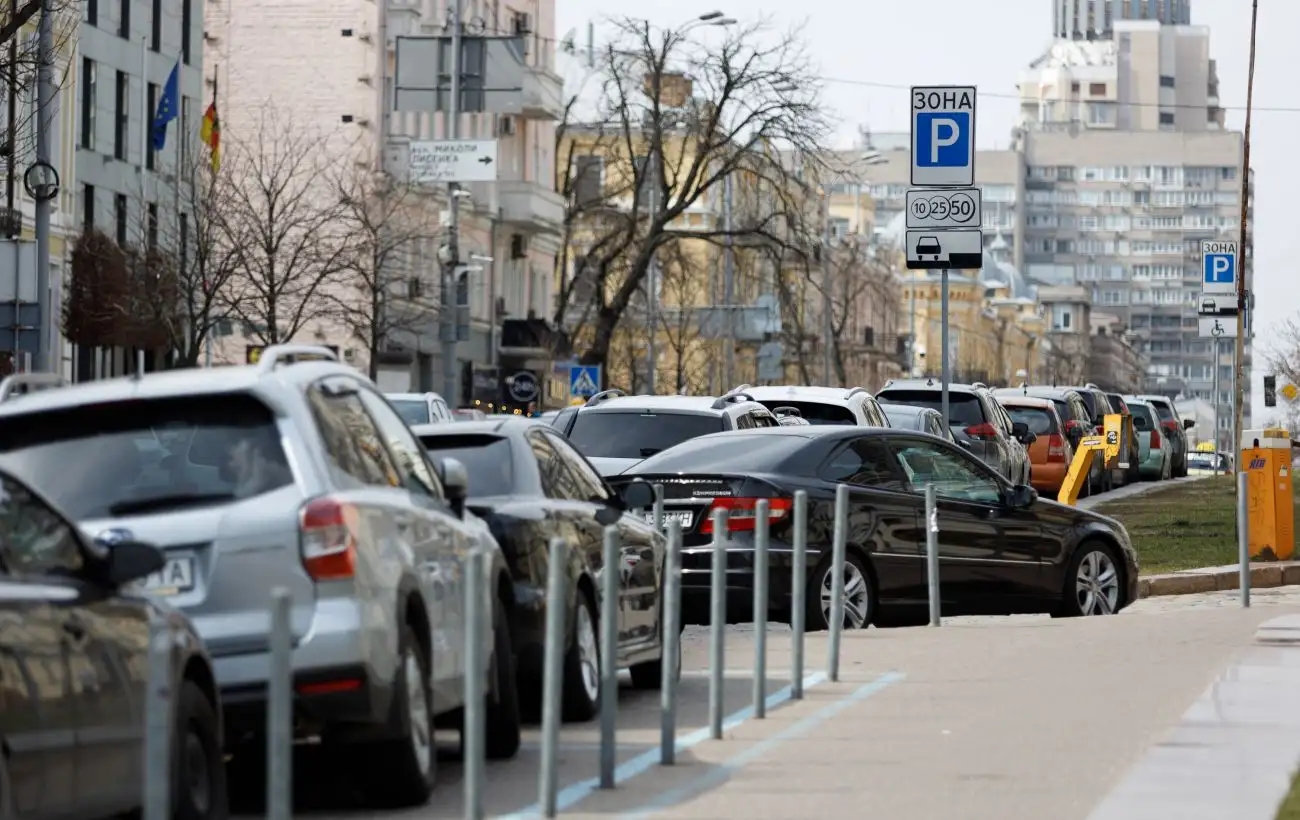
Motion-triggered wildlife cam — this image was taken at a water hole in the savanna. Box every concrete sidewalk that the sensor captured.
[563,601,1296,819]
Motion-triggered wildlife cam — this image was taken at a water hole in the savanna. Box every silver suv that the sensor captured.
[552,387,780,476]
[0,346,522,807]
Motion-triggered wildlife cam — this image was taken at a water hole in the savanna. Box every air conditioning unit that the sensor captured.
[510,233,528,259]
[358,73,373,85]
[497,116,516,136]
[512,12,532,35]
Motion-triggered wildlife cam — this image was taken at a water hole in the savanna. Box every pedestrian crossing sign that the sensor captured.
[569,365,601,399]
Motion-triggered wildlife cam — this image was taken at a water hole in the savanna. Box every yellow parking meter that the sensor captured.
[1241,427,1295,561]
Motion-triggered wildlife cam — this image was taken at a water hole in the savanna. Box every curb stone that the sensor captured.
[1139,561,1299,598]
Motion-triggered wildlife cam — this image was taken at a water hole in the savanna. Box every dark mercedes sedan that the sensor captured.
[412,419,668,722]
[607,426,1138,630]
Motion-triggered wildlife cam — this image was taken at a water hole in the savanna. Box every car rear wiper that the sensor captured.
[108,492,236,516]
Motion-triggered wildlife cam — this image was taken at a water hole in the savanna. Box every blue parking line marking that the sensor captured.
[498,671,829,819]
[623,671,906,819]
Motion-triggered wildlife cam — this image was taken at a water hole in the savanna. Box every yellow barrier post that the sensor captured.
[1240,427,1295,561]
[1058,413,1124,506]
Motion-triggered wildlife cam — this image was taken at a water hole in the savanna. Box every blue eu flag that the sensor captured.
[151,60,180,151]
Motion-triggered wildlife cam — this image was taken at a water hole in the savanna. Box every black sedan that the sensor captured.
[412,419,669,721]
[607,426,1138,629]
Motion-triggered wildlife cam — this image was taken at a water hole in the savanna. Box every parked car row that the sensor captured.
[0,350,671,818]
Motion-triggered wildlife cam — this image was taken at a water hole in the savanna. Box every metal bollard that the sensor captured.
[708,508,728,740]
[653,483,665,531]
[1238,471,1250,608]
[267,587,293,820]
[463,549,487,819]
[599,526,620,789]
[827,483,849,682]
[538,538,569,817]
[753,499,770,718]
[925,484,941,627]
[791,490,808,700]
[142,616,171,820]
[660,520,683,765]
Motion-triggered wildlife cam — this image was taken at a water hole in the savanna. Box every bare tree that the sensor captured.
[329,164,439,379]
[553,16,829,376]
[654,240,710,393]
[217,108,348,344]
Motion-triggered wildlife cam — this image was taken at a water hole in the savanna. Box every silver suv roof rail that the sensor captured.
[0,372,66,402]
[710,391,755,410]
[722,383,753,398]
[255,344,340,372]
[843,386,870,401]
[971,381,988,390]
[584,388,626,407]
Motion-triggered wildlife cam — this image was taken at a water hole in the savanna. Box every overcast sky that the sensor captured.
[554,0,1290,420]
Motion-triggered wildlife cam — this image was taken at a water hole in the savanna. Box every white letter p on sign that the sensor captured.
[1213,256,1231,280]
[930,118,959,163]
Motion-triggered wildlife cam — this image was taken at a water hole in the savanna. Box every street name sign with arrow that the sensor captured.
[408,139,499,184]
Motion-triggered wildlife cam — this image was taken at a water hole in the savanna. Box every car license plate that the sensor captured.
[142,556,196,595]
[645,510,693,529]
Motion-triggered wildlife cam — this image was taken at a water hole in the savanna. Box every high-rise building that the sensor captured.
[1053,0,1192,41]
[1016,9,1250,446]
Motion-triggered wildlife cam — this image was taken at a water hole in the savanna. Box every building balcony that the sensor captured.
[499,180,564,235]
[519,65,564,120]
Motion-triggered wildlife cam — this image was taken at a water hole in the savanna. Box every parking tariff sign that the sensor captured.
[911,86,976,188]
[1201,239,1238,295]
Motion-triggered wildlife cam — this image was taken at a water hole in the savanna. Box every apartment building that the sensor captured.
[1016,9,1250,446]
[1053,0,1192,42]
[204,0,563,404]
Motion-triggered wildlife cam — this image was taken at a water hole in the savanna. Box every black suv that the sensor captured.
[876,379,1033,484]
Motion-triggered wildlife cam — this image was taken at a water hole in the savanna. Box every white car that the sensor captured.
[386,391,454,426]
[737,384,892,427]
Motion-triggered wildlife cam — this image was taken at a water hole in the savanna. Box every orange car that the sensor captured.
[996,395,1074,495]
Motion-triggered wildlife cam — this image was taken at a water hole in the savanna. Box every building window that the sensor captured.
[79,58,95,149]
[1088,82,1106,96]
[113,70,127,160]
[1159,111,1175,126]
[84,0,97,25]
[82,184,95,231]
[181,0,192,63]
[146,83,157,169]
[150,0,161,50]
[1159,75,1175,88]
[147,203,158,248]
[118,0,129,39]
[114,194,127,245]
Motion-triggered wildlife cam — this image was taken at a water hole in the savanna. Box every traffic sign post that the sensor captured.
[1201,240,1238,295]
[408,139,499,184]
[909,85,980,427]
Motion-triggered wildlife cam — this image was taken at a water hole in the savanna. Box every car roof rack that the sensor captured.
[584,388,626,407]
[971,381,988,390]
[710,392,755,410]
[843,386,870,401]
[256,344,340,372]
[772,405,802,417]
[0,372,65,402]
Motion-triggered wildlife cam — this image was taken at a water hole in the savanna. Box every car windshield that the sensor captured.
[389,399,431,426]
[0,394,292,520]
[1005,406,1055,435]
[755,400,856,425]
[418,434,514,496]
[1188,453,1218,469]
[1149,401,1176,422]
[567,411,723,459]
[877,391,984,427]
[630,434,809,474]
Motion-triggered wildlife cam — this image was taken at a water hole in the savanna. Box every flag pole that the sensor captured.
[140,36,148,203]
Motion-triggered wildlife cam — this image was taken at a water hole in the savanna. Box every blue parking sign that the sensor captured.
[915,112,970,168]
[1200,240,1238,294]
[569,365,601,399]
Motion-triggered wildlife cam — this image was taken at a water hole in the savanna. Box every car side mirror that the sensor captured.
[1011,421,1030,440]
[1004,484,1038,509]
[106,540,166,587]
[438,456,469,517]
[1183,418,1195,430]
[620,479,655,510]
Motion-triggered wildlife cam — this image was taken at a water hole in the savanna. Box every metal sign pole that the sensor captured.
[708,508,727,740]
[538,538,568,817]
[752,500,770,718]
[463,550,486,818]
[790,491,807,699]
[940,270,950,424]
[660,520,683,765]
[599,527,619,789]
[827,484,848,682]
[925,484,941,626]
[1238,470,1251,607]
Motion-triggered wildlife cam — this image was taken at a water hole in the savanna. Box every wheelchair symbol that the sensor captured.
[1211,320,1225,337]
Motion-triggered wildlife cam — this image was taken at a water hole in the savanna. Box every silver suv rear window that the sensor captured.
[0,393,292,519]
